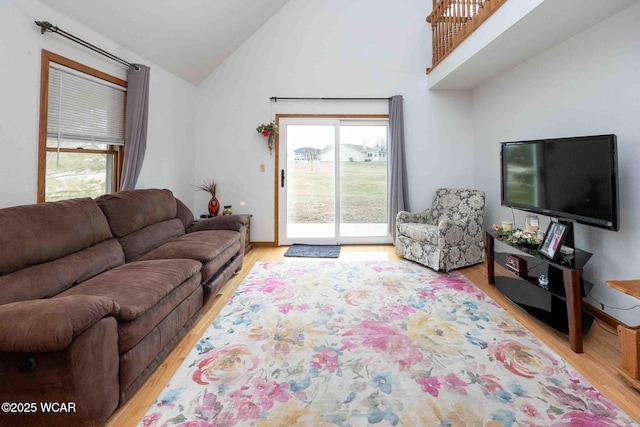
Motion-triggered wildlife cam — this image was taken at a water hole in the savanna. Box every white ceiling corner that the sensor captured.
[44,0,291,85]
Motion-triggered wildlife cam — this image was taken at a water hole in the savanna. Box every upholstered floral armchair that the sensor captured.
[395,188,485,271]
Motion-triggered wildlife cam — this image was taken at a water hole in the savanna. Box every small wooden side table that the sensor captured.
[605,279,640,391]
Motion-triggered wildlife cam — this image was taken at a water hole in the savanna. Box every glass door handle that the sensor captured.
[281,169,285,188]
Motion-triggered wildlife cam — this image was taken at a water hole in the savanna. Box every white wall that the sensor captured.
[3,0,635,324]
[472,2,640,325]
[0,0,197,208]
[194,0,475,242]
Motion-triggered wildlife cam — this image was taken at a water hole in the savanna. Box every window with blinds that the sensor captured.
[38,50,127,202]
[47,65,125,148]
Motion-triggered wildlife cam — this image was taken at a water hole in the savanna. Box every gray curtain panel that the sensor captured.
[388,95,409,243]
[120,64,150,190]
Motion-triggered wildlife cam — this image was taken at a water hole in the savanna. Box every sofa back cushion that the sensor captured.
[96,189,187,262]
[0,198,124,304]
[0,198,113,275]
[0,239,125,305]
[176,198,195,231]
[117,218,186,262]
[96,189,179,237]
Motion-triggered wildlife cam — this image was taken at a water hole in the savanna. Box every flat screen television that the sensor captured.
[500,134,619,231]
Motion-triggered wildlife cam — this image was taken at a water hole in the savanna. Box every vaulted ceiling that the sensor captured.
[45,0,291,85]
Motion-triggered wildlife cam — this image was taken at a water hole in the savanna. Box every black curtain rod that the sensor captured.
[35,20,136,69]
[270,96,390,102]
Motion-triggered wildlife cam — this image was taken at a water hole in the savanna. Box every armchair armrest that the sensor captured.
[437,218,483,247]
[188,214,248,233]
[0,295,119,352]
[397,209,432,224]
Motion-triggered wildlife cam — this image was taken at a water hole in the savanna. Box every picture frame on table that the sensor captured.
[538,221,569,261]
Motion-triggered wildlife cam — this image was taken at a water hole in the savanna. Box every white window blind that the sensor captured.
[47,64,126,146]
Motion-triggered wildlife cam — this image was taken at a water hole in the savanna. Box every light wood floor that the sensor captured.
[105,245,640,426]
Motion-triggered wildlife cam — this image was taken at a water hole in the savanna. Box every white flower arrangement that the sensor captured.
[493,225,542,247]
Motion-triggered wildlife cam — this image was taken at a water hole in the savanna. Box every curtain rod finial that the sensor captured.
[35,20,56,34]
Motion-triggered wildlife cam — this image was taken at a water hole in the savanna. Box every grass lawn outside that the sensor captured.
[287,160,387,224]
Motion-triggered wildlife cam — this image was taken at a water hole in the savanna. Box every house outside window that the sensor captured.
[37,50,126,202]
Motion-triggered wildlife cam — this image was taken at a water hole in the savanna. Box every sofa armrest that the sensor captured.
[0,295,119,352]
[188,214,248,233]
[397,209,432,225]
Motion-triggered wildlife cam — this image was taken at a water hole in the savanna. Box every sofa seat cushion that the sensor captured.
[56,259,202,353]
[397,223,439,246]
[118,288,202,399]
[139,230,240,265]
[200,240,242,284]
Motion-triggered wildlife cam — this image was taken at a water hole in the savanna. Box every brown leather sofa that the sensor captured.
[0,189,246,426]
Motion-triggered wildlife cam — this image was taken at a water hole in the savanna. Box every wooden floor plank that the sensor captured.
[105,245,640,426]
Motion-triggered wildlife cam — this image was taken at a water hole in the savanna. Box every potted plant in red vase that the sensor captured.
[196,179,220,216]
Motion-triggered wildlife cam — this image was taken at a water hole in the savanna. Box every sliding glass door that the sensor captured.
[278,117,390,245]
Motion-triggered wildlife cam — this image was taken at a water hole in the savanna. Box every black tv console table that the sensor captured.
[485,231,595,353]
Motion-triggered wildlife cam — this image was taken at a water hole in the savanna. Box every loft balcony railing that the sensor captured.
[426,0,507,73]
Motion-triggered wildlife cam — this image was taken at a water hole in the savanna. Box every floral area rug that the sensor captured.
[140,261,635,426]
